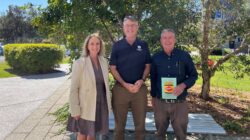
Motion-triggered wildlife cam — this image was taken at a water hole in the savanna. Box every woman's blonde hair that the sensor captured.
[82,33,105,57]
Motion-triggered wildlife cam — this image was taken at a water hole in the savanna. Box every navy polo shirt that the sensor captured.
[109,38,151,84]
[150,48,198,99]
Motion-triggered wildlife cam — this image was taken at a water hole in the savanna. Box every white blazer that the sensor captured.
[69,56,112,121]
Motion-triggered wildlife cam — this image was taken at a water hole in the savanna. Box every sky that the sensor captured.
[0,0,48,13]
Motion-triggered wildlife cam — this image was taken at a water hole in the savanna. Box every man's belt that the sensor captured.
[160,99,185,103]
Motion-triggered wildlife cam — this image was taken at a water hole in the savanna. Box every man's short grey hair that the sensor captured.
[123,15,138,23]
[161,29,176,37]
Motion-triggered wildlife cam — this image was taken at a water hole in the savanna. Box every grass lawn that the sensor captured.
[0,62,17,78]
[196,55,250,92]
[196,71,250,92]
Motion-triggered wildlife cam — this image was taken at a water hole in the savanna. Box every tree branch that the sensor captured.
[99,18,115,43]
[92,4,115,43]
[212,33,250,71]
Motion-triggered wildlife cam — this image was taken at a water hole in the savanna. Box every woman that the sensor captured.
[67,33,112,140]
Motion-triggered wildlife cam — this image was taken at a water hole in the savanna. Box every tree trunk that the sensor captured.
[201,71,211,100]
[200,0,213,100]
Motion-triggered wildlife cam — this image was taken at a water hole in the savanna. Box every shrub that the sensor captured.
[211,48,223,55]
[223,121,245,133]
[211,48,230,56]
[4,44,63,73]
[50,103,69,134]
[215,96,229,104]
[51,103,69,124]
[109,73,115,89]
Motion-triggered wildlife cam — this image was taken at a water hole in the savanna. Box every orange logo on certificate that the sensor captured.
[164,81,174,93]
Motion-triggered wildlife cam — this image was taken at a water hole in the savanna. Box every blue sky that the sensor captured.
[0,0,48,13]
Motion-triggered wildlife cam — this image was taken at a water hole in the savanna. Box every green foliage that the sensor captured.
[210,48,230,55]
[51,103,69,124]
[189,0,250,99]
[34,0,250,99]
[35,0,197,57]
[0,4,41,43]
[109,73,115,89]
[215,96,229,104]
[223,121,245,133]
[228,55,250,79]
[50,103,69,135]
[60,56,70,64]
[4,43,63,73]
[239,105,250,123]
[237,105,250,133]
[240,115,250,124]
[192,55,201,66]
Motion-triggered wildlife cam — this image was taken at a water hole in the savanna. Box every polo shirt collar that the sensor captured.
[123,37,139,47]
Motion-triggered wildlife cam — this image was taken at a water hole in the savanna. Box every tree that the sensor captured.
[0,4,41,43]
[187,0,250,100]
[34,0,196,62]
[34,0,250,100]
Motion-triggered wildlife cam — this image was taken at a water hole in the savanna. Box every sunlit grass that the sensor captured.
[196,70,250,92]
[0,62,17,78]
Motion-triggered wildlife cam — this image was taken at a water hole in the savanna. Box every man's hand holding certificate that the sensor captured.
[173,83,186,96]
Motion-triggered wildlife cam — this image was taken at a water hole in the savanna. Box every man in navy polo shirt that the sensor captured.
[150,29,198,140]
[110,15,151,140]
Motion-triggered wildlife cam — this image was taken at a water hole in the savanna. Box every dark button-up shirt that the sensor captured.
[150,48,198,99]
[109,38,151,84]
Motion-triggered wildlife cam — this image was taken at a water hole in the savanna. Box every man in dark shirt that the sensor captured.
[109,16,151,140]
[150,29,198,140]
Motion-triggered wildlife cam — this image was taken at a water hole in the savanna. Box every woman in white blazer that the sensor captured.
[67,33,112,140]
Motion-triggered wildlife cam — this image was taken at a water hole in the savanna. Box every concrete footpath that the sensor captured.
[0,64,69,140]
[4,78,71,140]
[4,78,250,140]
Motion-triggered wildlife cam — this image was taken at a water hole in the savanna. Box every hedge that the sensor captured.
[4,44,63,73]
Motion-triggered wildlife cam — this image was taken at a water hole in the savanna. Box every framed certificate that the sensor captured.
[161,77,177,99]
